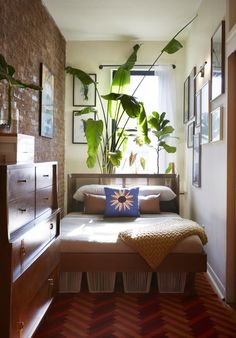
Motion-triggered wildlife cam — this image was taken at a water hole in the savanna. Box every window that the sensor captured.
[115,70,159,173]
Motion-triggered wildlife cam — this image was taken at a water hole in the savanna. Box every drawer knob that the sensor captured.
[18,208,26,212]
[17,179,27,183]
[43,197,49,200]
[49,223,54,230]
[17,321,24,330]
[43,174,49,177]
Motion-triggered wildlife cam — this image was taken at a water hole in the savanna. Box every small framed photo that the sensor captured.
[210,107,223,142]
[183,76,189,123]
[210,21,225,101]
[195,91,201,127]
[73,73,96,107]
[200,81,209,145]
[72,110,95,144]
[189,66,196,121]
[187,121,195,148]
[192,133,201,188]
[40,63,54,138]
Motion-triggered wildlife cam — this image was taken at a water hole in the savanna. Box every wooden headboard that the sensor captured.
[67,173,179,214]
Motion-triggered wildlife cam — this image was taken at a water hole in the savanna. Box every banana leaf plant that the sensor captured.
[0,54,42,127]
[65,17,195,174]
[148,111,177,174]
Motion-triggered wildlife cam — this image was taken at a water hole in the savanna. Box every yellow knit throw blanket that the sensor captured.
[118,219,208,269]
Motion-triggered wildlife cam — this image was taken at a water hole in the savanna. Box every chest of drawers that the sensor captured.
[0,162,60,338]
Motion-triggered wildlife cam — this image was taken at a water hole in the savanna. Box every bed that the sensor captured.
[60,173,207,293]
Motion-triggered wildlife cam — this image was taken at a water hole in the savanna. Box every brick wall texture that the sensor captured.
[0,0,65,212]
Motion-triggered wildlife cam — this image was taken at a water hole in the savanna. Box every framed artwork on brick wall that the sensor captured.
[40,63,54,138]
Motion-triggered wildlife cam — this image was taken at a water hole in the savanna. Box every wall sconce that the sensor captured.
[194,61,207,79]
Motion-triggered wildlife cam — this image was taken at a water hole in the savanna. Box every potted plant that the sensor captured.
[66,17,195,174]
[0,54,42,128]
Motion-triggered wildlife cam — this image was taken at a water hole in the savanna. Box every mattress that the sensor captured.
[60,212,204,254]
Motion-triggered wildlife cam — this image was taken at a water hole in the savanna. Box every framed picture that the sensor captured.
[189,67,196,120]
[183,76,189,123]
[200,81,209,145]
[210,21,225,101]
[72,110,95,144]
[210,107,223,142]
[192,133,201,188]
[73,73,96,107]
[195,91,201,127]
[187,121,195,148]
[40,63,54,138]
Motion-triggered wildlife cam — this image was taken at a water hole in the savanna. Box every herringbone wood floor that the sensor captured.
[34,273,236,338]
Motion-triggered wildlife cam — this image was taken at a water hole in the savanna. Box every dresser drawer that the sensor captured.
[36,186,53,217]
[8,167,35,201]
[36,165,53,189]
[9,193,35,233]
[12,213,59,281]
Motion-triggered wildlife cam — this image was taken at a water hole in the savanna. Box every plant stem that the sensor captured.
[7,85,12,127]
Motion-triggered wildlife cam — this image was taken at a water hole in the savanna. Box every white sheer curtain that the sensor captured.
[154,65,176,173]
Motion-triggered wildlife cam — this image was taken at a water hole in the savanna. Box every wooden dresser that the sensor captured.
[0,162,60,338]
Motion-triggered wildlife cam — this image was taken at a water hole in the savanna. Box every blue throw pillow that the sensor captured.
[104,187,140,217]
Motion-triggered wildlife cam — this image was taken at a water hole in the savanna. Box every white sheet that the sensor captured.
[60,212,203,254]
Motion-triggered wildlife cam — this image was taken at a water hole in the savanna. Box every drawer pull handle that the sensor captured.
[20,246,26,257]
[43,174,49,177]
[49,223,54,230]
[17,321,24,330]
[48,278,54,287]
[19,208,26,212]
[43,197,49,200]
[17,179,27,183]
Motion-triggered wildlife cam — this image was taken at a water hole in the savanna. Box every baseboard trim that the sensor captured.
[207,263,225,299]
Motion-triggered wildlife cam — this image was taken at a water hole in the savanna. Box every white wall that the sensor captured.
[184,0,226,296]
[65,40,187,208]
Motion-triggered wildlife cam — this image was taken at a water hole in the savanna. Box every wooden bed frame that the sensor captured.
[61,173,207,291]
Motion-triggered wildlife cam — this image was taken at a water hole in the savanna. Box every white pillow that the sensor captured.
[73,184,121,202]
[138,185,176,201]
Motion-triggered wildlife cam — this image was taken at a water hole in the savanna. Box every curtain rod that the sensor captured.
[99,64,176,69]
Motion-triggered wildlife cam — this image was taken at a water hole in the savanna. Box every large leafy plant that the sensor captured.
[148,111,176,173]
[66,18,195,174]
[0,54,42,127]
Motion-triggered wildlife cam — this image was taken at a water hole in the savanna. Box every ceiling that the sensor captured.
[43,0,202,41]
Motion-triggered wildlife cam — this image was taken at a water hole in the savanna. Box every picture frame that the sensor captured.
[73,73,96,107]
[72,110,95,144]
[192,133,201,188]
[195,90,201,127]
[183,76,189,123]
[187,121,195,148]
[209,106,223,142]
[200,81,209,145]
[210,21,225,101]
[40,63,54,138]
[189,66,196,121]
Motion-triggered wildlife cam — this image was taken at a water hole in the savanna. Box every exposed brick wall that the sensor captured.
[0,0,65,212]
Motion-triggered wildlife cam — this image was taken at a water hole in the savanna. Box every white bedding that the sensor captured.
[60,212,204,254]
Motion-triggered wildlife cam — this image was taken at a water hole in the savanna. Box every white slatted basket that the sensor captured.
[122,272,152,293]
[157,272,186,293]
[87,272,116,293]
[59,271,82,293]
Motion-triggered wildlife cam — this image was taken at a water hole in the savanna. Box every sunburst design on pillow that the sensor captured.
[110,190,134,211]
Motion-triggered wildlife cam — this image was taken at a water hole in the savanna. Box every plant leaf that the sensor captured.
[10,78,42,90]
[129,151,137,166]
[159,142,176,153]
[137,103,150,144]
[65,66,95,85]
[84,119,103,168]
[102,93,140,118]
[140,157,146,170]
[165,162,172,173]
[108,150,122,166]
[162,38,183,54]
[74,107,97,116]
